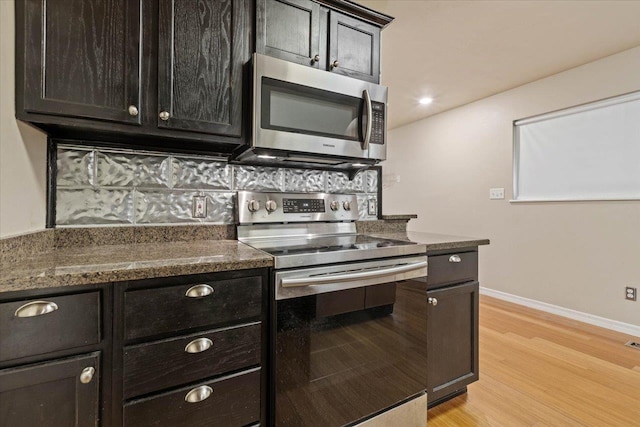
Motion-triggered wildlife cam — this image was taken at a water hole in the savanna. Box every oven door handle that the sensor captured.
[280,260,427,288]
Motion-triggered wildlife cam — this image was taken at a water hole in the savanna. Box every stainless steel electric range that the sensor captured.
[237,191,429,426]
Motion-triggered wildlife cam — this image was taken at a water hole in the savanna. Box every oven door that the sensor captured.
[273,256,428,426]
[254,53,388,161]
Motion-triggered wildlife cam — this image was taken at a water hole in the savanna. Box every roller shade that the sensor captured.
[513,91,640,201]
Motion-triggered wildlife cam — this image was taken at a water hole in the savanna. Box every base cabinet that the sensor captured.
[114,269,268,427]
[426,248,480,407]
[0,352,100,427]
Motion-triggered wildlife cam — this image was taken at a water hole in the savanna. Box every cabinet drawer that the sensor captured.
[427,252,478,289]
[0,292,101,362]
[124,276,262,341]
[124,368,261,427]
[123,323,261,399]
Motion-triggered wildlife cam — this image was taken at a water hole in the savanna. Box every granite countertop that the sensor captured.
[0,240,273,294]
[369,231,490,251]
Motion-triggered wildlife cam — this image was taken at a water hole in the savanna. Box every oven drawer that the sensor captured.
[124,368,261,427]
[123,323,261,399]
[124,276,262,341]
[0,292,100,362]
[427,251,478,289]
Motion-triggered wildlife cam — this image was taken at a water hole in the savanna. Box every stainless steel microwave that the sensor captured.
[236,53,388,168]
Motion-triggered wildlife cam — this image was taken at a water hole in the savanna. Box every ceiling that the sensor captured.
[356,0,640,129]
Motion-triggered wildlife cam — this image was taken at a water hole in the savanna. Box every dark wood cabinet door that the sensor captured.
[426,281,479,405]
[18,0,142,124]
[328,10,380,83]
[0,353,100,427]
[256,0,323,68]
[157,0,250,137]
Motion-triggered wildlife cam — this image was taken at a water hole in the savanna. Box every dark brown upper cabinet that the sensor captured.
[157,0,250,137]
[328,10,380,83]
[17,0,142,125]
[256,0,324,68]
[257,0,390,83]
[16,0,252,154]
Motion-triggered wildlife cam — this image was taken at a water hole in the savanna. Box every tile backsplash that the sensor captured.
[55,145,379,226]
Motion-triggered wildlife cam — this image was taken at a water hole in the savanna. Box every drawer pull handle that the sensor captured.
[185,338,213,354]
[428,297,438,306]
[185,385,213,403]
[449,255,462,263]
[185,284,214,298]
[80,367,95,384]
[14,301,59,318]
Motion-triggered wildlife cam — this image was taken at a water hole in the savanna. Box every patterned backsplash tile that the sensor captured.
[57,188,135,225]
[56,145,379,226]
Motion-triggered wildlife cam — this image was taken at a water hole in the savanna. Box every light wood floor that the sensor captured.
[427,295,640,427]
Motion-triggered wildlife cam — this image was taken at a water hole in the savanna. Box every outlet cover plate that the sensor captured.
[490,188,505,199]
[192,196,207,219]
[625,286,637,301]
[368,199,377,216]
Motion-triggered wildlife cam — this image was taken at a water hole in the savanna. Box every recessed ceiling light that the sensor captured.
[257,154,277,159]
[419,97,433,105]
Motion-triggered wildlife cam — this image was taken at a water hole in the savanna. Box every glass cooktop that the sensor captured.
[245,234,423,269]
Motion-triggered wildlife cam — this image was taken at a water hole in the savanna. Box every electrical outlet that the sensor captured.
[192,196,207,219]
[489,188,505,199]
[625,286,637,301]
[367,199,377,216]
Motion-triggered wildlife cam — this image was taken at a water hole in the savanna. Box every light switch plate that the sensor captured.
[367,199,377,216]
[192,196,207,218]
[489,188,505,199]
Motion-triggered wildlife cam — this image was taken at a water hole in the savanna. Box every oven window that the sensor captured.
[274,280,428,426]
[262,77,362,141]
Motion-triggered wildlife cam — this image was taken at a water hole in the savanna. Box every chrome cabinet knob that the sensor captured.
[312,54,320,63]
[80,367,95,384]
[159,111,170,121]
[14,301,58,318]
[265,199,277,213]
[248,199,260,212]
[449,255,462,263]
[185,337,213,354]
[330,200,339,211]
[128,105,139,117]
[428,297,438,306]
[185,284,214,298]
[185,385,213,403]
[342,201,351,211]
[331,60,339,69]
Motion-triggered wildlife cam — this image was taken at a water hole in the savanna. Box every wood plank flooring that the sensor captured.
[427,295,640,426]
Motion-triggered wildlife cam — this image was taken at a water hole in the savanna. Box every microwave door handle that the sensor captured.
[280,260,428,288]
[362,89,373,151]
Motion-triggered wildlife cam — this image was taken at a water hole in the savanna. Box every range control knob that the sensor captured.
[265,199,277,213]
[247,200,260,212]
[343,201,351,211]
[330,200,339,211]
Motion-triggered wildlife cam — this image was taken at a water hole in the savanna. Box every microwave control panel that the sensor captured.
[370,102,385,145]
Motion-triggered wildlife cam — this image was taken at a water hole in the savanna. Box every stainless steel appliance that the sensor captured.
[237,191,428,426]
[235,54,388,169]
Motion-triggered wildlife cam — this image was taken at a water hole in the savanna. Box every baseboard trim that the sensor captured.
[479,287,640,337]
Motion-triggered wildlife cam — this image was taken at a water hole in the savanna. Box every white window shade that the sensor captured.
[513,92,640,201]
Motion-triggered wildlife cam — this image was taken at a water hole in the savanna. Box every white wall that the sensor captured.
[0,1,48,238]
[384,46,640,327]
